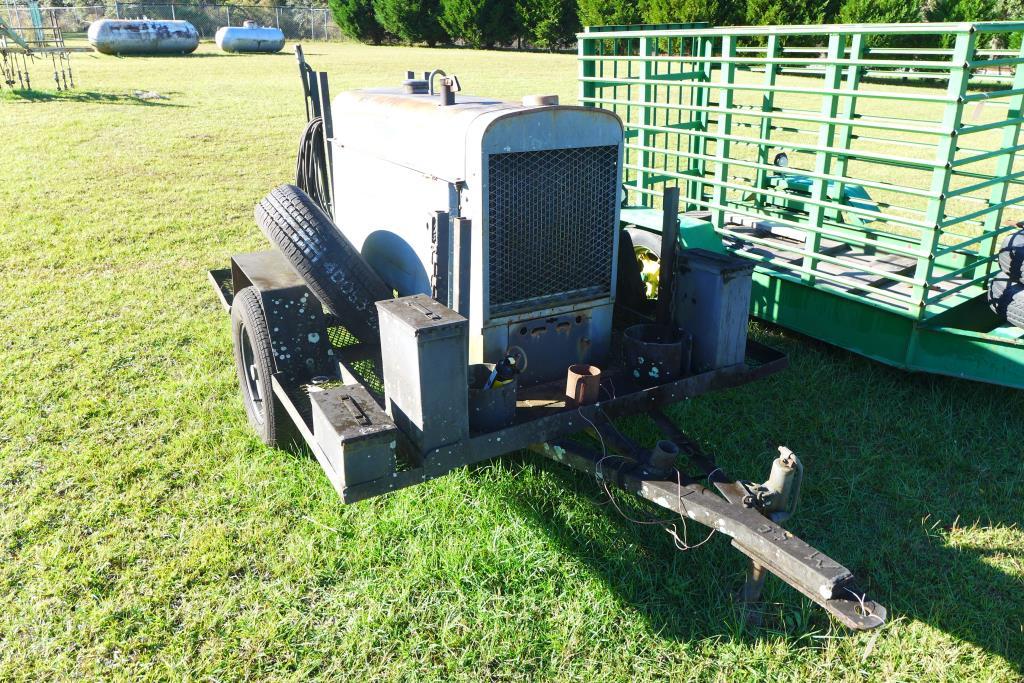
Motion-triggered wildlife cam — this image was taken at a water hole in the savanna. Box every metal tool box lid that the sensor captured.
[309,384,397,444]
[677,248,755,278]
[376,294,467,338]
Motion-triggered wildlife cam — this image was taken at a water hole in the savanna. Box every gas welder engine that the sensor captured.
[329,74,624,386]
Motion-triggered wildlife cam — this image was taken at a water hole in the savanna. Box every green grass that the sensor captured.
[2,41,1024,681]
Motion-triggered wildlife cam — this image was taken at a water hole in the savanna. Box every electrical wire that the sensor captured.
[295,116,331,215]
[577,407,716,551]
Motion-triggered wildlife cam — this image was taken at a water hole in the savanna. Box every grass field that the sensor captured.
[2,40,1024,681]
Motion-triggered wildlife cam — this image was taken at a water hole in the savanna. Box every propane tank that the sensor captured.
[88,18,199,55]
[215,21,285,54]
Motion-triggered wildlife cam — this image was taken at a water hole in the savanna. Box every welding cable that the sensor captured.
[295,116,331,215]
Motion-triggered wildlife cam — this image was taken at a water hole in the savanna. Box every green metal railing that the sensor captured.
[579,22,1024,319]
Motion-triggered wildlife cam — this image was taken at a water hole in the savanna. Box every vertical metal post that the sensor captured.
[578,30,596,107]
[656,186,681,325]
[639,36,656,208]
[317,70,333,214]
[275,6,280,28]
[831,34,865,210]
[687,36,714,212]
[324,9,328,41]
[114,1,121,19]
[914,30,976,316]
[710,35,736,231]
[169,3,174,20]
[753,35,780,210]
[974,41,1024,282]
[225,4,230,27]
[800,33,846,286]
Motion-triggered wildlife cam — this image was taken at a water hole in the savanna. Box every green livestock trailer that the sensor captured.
[580,21,1024,388]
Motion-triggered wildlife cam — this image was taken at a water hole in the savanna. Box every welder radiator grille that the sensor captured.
[487,145,618,315]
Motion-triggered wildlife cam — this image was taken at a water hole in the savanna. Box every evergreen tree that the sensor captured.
[837,0,924,46]
[440,0,521,47]
[375,0,449,46]
[518,0,580,49]
[644,0,742,26]
[746,0,840,25]
[328,0,385,44]
[576,0,643,28]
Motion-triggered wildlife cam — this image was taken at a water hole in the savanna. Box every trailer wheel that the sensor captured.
[255,184,392,342]
[987,274,1024,329]
[232,286,288,446]
[998,227,1024,281]
[626,227,664,299]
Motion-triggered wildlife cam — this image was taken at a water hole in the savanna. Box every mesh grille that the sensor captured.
[487,145,619,315]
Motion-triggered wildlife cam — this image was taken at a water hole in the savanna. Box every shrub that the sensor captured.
[518,0,580,49]
[746,0,841,25]
[837,0,925,47]
[440,0,521,47]
[644,0,741,26]
[375,0,449,46]
[576,0,643,28]
[328,0,386,44]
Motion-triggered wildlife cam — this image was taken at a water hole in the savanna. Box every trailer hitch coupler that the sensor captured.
[760,447,803,522]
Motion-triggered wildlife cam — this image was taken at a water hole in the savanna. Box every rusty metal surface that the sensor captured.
[531,438,886,630]
[230,252,334,386]
[330,341,786,503]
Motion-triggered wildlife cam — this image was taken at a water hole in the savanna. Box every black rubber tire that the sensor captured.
[987,273,1024,328]
[232,286,290,447]
[626,227,663,260]
[255,184,392,342]
[997,227,1024,281]
[616,229,649,312]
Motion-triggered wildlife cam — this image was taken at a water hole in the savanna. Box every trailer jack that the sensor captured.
[530,410,885,631]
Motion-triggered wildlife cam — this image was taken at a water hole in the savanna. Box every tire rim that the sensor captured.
[239,322,266,425]
[634,244,661,299]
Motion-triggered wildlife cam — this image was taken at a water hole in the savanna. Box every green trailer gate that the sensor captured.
[579,21,1024,388]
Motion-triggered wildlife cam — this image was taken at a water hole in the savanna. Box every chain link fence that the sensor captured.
[35,4,340,40]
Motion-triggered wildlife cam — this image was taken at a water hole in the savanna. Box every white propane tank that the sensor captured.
[87,18,199,55]
[215,21,285,53]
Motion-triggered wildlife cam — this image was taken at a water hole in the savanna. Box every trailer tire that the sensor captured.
[232,286,290,447]
[255,184,392,342]
[626,227,665,300]
[997,227,1024,281]
[988,274,1024,328]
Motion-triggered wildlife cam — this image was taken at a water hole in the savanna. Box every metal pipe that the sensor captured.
[655,186,680,325]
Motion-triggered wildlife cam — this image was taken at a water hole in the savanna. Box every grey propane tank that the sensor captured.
[87,18,199,55]
[215,21,285,53]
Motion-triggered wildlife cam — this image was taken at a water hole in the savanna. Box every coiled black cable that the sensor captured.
[295,116,331,215]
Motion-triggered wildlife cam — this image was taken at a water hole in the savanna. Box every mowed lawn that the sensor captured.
[2,40,1024,681]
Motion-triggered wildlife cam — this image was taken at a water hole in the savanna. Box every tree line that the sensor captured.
[330,0,1022,50]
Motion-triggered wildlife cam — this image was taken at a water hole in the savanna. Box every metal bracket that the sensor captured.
[230,251,333,385]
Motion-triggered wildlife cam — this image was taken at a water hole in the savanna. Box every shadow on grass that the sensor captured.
[277,316,1022,671]
[476,438,1023,674]
[456,342,1024,673]
[0,89,183,106]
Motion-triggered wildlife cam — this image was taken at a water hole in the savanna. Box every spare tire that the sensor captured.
[987,273,1024,328]
[255,184,392,342]
[997,226,1024,281]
